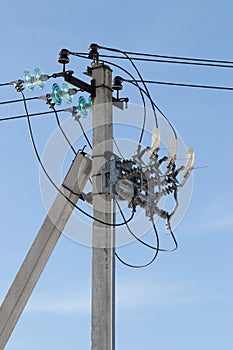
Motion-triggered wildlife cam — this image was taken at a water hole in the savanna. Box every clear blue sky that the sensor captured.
[0,0,233,349]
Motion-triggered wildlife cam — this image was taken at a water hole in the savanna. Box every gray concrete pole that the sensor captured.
[91,63,115,350]
[0,152,91,350]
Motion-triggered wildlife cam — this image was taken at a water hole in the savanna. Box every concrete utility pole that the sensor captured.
[91,63,115,350]
[0,152,91,350]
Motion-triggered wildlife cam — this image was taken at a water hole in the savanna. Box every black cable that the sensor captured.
[97,54,233,69]
[0,82,12,87]
[98,45,159,130]
[125,79,233,91]
[99,48,178,146]
[0,96,39,106]
[82,52,177,141]
[71,117,93,188]
[76,112,124,160]
[125,79,177,139]
[102,58,177,140]
[69,51,233,65]
[70,52,147,145]
[121,49,233,66]
[0,109,67,122]
[113,138,125,159]
[18,90,134,227]
[52,106,77,155]
[115,250,158,268]
[115,217,159,268]
[103,57,147,144]
[116,201,178,252]
[74,51,233,91]
[77,118,93,149]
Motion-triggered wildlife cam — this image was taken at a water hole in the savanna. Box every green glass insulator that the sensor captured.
[51,83,62,105]
[34,68,46,90]
[62,83,72,104]
[78,96,88,117]
[24,69,34,92]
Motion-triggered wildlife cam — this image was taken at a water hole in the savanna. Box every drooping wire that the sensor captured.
[18,89,134,227]
[112,49,233,67]
[72,51,177,143]
[70,52,147,145]
[98,45,159,129]
[70,51,233,66]
[0,109,68,122]
[113,137,125,159]
[115,214,160,268]
[0,82,12,87]
[115,250,158,269]
[125,79,233,91]
[116,201,178,252]
[96,54,233,69]
[0,96,39,106]
[76,118,93,150]
[52,106,77,155]
[125,79,177,139]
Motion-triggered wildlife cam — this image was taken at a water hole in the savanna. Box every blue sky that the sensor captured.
[0,0,233,349]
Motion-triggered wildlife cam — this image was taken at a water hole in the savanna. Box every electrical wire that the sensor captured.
[70,52,147,145]
[118,49,233,66]
[97,54,233,69]
[125,79,233,91]
[70,51,233,66]
[115,250,158,268]
[116,201,178,252]
[113,137,125,159]
[96,45,178,141]
[52,106,77,155]
[115,216,159,268]
[0,109,68,122]
[75,52,177,143]
[18,90,134,227]
[98,45,159,129]
[0,82,12,87]
[77,118,93,149]
[125,79,178,139]
[0,96,39,106]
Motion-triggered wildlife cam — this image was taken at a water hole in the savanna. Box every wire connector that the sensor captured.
[10,80,24,92]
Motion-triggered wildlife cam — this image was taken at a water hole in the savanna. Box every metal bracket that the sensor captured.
[102,159,121,198]
[64,71,96,97]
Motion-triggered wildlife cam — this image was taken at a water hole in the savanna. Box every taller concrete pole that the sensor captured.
[91,63,115,350]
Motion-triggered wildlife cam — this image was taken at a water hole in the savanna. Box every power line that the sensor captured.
[0,82,12,87]
[99,54,233,69]
[0,96,40,106]
[74,52,178,141]
[74,51,233,69]
[76,118,93,150]
[123,49,233,66]
[52,107,77,155]
[125,79,233,91]
[0,109,67,122]
[125,79,178,139]
[115,215,160,268]
[97,46,159,129]
[71,52,149,144]
[116,201,178,253]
